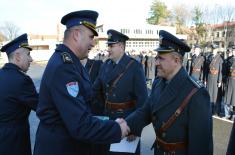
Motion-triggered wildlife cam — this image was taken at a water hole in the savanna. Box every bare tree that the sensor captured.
[0,22,20,41]
[172,4,191,34]
[0,32,6,42]
[218,5,235,48]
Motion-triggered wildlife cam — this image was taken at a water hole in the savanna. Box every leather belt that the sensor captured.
[156,136,186,152]
[105,100,136,111]
[210,69,218,75]
[230,73,235,77]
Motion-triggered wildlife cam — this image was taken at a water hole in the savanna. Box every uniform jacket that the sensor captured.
[190,54,205,81]
[34,44,121,155]
[93,53,148,120]
[85,59,103,84]
[224,56,235,106]
[207,54,223,103]
[126,67,213,155]
[0,63,38,155]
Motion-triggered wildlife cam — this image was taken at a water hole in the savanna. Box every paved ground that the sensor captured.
[15,62,234,154]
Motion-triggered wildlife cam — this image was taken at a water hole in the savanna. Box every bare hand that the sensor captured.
[127,134,136,142]
[218,82,221,87]
[115,118,130,138]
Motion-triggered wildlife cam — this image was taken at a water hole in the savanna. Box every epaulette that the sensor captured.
[104,59,112,64]
[189,76,204,88]
[61,52,73,64]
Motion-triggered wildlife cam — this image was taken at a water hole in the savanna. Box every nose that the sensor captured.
[29,55,33,62]
[91,39,95,47]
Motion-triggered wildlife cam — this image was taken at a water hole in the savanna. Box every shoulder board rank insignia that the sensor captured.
[61,52,73,64]
[189,76,204,88]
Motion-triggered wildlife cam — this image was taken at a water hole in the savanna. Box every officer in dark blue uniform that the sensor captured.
[33,10,130,155]
[0,34,38,155]
[93,29,148,155]
[125,30,213,155]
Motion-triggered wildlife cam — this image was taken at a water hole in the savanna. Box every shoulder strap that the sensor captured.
[88,60,95,75]
[158,87,198,135]
[108,59,134,94]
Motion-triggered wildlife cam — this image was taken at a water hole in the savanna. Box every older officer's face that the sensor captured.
[107,42,124,62]
[155,52,179,80]
[74,26,95,59]
[16,48,33,72]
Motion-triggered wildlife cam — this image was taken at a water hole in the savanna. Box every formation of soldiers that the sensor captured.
[94,44,235,121]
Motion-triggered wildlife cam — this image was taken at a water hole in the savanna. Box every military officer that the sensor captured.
[224,47,235,119]
[33,10,130,155]
[125,30,213,155]
[0,34,38,155]
[93,29,148,155]
[189,44,205,81]
[206,44,223,115]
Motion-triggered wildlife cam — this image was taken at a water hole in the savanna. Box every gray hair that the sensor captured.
[170,52,183,64]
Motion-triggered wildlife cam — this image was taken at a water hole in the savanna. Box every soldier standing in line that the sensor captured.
[206,44,223,115]
[124,30,213,155]
[224,47,235,120]
[189,44,205,81]
[93,29,148,155]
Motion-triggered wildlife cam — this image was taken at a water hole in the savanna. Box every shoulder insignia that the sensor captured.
[105,59,112,64]
[61,52,73,63]
[189,76,204,88]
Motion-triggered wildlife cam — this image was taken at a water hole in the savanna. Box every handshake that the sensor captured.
[115,118,136,141]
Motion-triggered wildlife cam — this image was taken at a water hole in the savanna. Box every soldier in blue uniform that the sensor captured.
[33,10,130,155]
[0,34,38,155]
[124,30,213,155]
[93,29,148,155]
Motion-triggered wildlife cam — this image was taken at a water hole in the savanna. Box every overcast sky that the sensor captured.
[0,0,234,35]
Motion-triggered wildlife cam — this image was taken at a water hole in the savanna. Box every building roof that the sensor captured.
[210,21,235,29]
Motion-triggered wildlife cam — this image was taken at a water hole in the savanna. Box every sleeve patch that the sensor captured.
[66,82,79,97]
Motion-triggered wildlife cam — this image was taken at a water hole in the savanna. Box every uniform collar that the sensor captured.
[2,63,22,71]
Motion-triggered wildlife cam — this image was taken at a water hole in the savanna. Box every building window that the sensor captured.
[222,31,225,37]
[217,32,219,38]
[134,29,142,34]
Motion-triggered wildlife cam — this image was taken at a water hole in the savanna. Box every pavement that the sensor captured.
[22,62,234,154]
